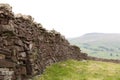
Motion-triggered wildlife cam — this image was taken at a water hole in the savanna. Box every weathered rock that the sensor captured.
[0,4,87,80]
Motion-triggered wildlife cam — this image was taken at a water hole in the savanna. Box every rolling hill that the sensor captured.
[68,33,120,59]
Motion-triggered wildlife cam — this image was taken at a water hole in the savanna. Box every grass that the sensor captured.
[68,33,120,60]
[71,43,120,59]
[33,60,120,80]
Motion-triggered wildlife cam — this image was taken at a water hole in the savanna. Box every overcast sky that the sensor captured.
[1,0,120,38]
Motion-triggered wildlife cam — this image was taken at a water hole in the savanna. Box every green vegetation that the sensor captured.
[77,42,120,59]
[33,60,120,80]
[69,33,120,59]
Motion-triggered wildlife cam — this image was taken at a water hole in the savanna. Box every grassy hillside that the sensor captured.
[33,60,120,80]
[68,33,120,59]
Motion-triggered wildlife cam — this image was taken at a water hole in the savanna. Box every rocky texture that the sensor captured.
[88,56,120,63]
[0,4,87,80]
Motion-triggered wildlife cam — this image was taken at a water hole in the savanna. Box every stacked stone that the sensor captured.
[0,4,87,80]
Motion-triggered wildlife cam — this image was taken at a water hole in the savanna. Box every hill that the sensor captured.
[34,60,120,80]
[1,4,120,80]
[68,33,120,59]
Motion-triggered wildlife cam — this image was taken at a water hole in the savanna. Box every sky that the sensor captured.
[1,0,120,38]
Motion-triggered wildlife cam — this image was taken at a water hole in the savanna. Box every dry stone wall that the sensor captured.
[0,4,87,80]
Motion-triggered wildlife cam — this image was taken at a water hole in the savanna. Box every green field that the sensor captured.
[33,60,120,80]
[68,33,120,59]
[77,42,120,59]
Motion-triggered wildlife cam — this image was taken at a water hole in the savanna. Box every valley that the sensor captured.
[69,33,120,59]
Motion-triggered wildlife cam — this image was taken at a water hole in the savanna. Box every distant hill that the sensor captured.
[68,33,120,59]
